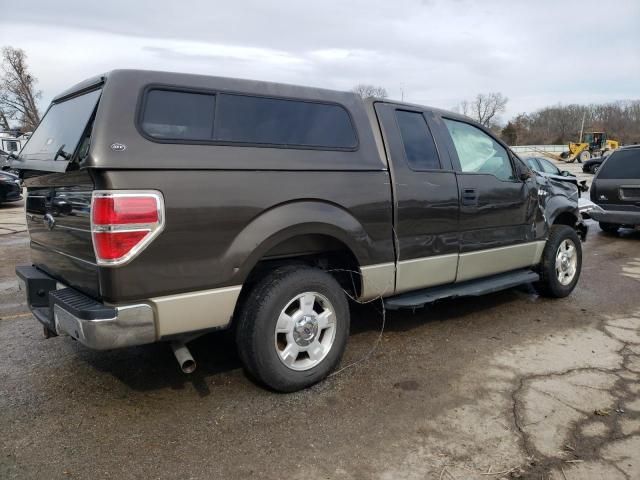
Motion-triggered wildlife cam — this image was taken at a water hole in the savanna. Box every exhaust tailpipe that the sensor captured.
[171,341,197,374]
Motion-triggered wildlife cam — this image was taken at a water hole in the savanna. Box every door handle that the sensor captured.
[462,188,478,206]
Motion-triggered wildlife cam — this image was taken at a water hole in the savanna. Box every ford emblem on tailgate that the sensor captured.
[43,213,56,230]
[110,142,127,152]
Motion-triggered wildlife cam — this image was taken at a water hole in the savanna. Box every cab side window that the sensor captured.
[443,118,514,181]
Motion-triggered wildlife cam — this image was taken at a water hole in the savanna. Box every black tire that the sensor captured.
[235,265,350,392]
[534,225,582,298]
[599,222,620,234]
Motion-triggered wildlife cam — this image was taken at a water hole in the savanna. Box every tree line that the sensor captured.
[501,101,640,146]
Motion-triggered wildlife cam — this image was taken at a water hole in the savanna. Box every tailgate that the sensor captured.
[25,170,100,298]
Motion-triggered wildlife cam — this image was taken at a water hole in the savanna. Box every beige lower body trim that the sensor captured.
[151,285,242,337]
[360,262,395,300]
[456,240,546,283]
[396,253,458,294]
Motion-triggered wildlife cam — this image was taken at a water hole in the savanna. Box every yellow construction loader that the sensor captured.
[559,131,619,163]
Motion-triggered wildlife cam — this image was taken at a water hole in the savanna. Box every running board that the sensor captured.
[384,269,539,310]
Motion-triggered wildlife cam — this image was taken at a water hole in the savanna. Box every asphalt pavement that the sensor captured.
[1,169,639,479]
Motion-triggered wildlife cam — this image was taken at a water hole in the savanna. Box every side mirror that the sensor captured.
[579,180,589,192]
[519,170,533,181]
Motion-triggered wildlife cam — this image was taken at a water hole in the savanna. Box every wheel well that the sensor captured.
[553,210,587,241]
[553,211,578,227]
[232,234,362,324]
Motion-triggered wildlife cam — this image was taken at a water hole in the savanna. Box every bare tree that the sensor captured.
[457,92,508,128]
[352,84,388,99]
[0,108,10,130]
[0,46,41,131]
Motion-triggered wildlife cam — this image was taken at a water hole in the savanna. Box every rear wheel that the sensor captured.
[599,222,620,234]
[235,265,350,392]
[534,225,582,298]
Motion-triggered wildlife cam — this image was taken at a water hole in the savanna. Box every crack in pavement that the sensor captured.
[510,312,640,479]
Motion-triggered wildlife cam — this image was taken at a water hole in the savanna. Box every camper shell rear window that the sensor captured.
[19,89,101,162]
[139,88,358,151]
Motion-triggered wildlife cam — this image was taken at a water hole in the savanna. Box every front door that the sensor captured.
[433,115,539,282]
[375,103,460,294]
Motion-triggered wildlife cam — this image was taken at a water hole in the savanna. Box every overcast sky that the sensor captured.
[1,0,639,121]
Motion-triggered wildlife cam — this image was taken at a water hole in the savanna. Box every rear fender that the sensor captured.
[222,200,375,284]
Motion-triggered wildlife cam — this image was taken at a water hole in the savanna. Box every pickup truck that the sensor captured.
[13,70,586,392]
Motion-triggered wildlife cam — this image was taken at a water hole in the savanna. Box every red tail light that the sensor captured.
[91,191,165,266]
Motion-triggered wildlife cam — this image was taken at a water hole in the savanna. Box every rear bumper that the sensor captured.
[589,207,640,226]
[16,265,156,350]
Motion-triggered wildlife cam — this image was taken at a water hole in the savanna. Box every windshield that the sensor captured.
[19,89,101,162]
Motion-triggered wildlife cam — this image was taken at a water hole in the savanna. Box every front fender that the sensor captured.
[544,194,579,225]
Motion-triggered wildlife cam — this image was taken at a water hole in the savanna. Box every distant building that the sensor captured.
[0,131,30,154]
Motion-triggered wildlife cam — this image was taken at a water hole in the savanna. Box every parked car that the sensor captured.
[0,169,22,204]
[589,145,640,233]
[13,70,587,392]
[524,156,589,192]
[582,156,605,174]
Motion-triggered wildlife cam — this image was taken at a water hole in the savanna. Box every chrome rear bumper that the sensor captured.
[53,302,156,350]
[16,265,157,350]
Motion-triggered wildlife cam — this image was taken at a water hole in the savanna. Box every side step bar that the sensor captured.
[384,269,539,310]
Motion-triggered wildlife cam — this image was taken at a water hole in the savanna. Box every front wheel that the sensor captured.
[534,225,582,298]
[235,265,350,392]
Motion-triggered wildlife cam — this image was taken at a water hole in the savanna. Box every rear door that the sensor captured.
[15,88,102,297]
[375,103,459,294]
[593,148,640,213]
[432,115,539,282]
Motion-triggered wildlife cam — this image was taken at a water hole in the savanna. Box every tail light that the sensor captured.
[91,190,165,266]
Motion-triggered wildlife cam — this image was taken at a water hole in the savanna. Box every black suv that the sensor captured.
[590,145,640,233]
[13,70,587,391]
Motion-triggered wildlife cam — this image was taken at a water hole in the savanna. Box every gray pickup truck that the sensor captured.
[13,70,586,391]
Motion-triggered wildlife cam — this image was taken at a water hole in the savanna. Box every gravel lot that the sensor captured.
[1,165,639,480]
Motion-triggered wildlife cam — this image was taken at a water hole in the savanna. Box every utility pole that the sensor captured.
[579,111,586,142]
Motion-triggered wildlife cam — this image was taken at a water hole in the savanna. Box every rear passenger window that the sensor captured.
[142,90,215,140]
[215,94,357,149]
[598,150,640,179]
[443,118,514,181]
[395,110,440,170]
